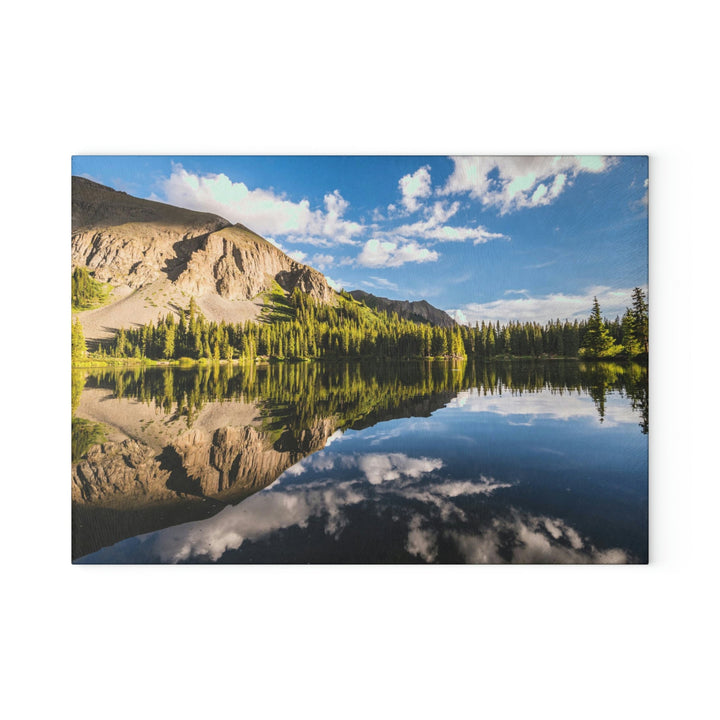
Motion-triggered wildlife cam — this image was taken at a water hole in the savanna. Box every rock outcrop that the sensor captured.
[71,416,340,559]
[72,439,173,507]
[174,223,335,303]
[71,177,335,304]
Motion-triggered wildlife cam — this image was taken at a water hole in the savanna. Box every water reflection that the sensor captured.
[72,360,648,563]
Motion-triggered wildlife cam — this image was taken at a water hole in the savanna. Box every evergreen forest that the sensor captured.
[71,280,648,364]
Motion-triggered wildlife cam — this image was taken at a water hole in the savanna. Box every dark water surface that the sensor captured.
[72,360,648,563]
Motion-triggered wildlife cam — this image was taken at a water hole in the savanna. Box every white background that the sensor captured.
[1,1,716,718]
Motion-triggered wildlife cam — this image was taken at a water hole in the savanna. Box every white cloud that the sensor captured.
[452,513,629,564]
[160,164,363,245]
[324,275,349,291]
[123,435,633,563]
[426,476,513,498]
[357,452,444,485]
[447,309,467,324]
[452,285,644,325]
[282,235,340,248]
[406,516,438,562]
[266,240,328,272]
[311,253,334,270]
[324,430,344,447]
[392,200,506,245]
[441,156,617,214]
[357,237,439,268]
[286,249,307,263]
[399,165,432,212]
[364,276,400,292]
[531,183,548,204]
[447,387,639,428]
[151,482,365,562]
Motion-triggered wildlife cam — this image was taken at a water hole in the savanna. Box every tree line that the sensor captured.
[72,272,648,363]
[76,356,648,437]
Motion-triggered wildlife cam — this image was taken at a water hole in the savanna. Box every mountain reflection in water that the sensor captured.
[72,360,648,563]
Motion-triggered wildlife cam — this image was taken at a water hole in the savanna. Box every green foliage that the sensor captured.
[82,357,649,437]
[581,297,623,359]
[72,369,86,415]
[71,418,107,462]
[100,288,647,365]
[262,281,296,322]
[630,287,649,355]
[621,311,642,357]
[72,318,86,363]
[72,267,110,311]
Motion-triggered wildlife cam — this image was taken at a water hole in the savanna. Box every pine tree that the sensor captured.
[582,297,621,358]
[622,310,641,357]
[503,327,512,356]
[71,318,86,362]
[163,322,176,359]
[630,287,649,354]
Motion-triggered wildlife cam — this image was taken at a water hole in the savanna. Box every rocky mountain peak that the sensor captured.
[71,177,335,312]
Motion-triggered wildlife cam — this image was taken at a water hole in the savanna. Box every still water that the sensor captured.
[72,360,648,563]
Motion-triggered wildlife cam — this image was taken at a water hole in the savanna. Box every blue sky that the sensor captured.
[72,155,648,324]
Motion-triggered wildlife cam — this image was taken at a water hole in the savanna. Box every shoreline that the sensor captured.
[72,354,648,370]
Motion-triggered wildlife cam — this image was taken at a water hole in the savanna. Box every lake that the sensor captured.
[72,360,648,563]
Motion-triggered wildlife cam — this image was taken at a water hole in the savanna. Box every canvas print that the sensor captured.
[71,156,648,564]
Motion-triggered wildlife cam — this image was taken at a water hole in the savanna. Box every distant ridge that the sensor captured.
[348,289,455,328]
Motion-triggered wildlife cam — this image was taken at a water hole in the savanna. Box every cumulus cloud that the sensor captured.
[451,513,629,564]
[116,436,632,564]
[392,200,506,245]
[440,156,617,214]
[406,516,438,562]
[357,453,444,485]
[399,165,432,212]
[447,309,468,324]
[311,253,334,270]
[151,482,365,562]
[160,164,363,245]
[286,249,307,263]
[451,285,644,325]
[357,237,439,267]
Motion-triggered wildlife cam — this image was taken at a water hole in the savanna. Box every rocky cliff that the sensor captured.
[173,223,334,303]
[71,416,339,559]
[349,289,455,328]
[71,177,335,336]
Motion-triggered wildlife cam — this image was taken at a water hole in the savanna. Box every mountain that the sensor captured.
[72,177,334,341]
[72,374,458,559]
[348,289,455,328]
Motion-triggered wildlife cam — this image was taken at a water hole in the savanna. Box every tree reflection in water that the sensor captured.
[71,359,648,561]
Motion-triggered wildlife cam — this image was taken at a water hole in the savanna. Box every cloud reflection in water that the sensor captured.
[135,449,629,564]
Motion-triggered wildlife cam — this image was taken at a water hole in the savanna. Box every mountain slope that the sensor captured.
[348,289,455,328]
[71,177,334,340]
